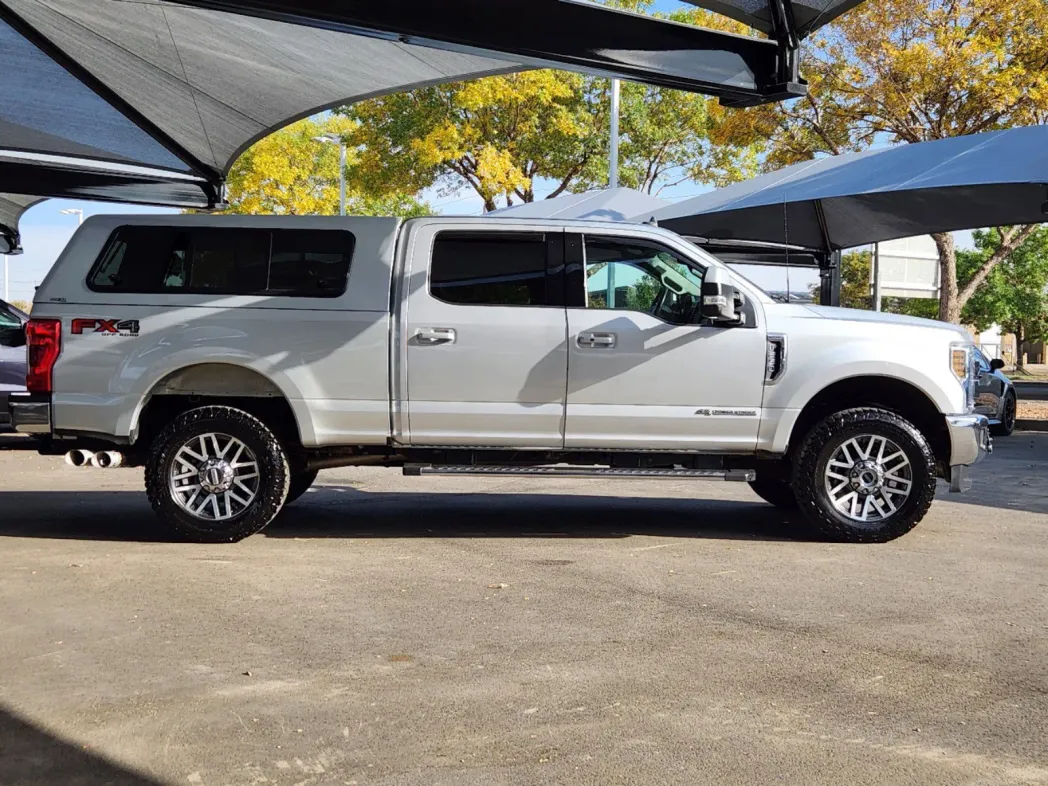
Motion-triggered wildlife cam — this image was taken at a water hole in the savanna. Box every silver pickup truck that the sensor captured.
[8,214,990,543]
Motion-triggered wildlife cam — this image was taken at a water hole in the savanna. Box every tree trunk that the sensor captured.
[483,197,497,213]
[933,232,960,323]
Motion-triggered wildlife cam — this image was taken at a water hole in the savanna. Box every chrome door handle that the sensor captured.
[415,327,456,345]
[577,331,616,349]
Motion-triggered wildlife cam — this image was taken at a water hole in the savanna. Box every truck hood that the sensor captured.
[800,305,971,339]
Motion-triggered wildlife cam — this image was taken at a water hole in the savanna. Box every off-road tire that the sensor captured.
[145,406,290,543]
[792,407,937,543]
[991,392,1016,437]
[748,478,799,509]
[286,469,319,504]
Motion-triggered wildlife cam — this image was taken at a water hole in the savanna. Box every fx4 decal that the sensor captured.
[71,318,140,337]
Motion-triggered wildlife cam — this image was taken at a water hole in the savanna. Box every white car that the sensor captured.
[9,215,990,543]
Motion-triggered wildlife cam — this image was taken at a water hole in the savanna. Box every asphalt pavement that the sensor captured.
[0,434,1046,785]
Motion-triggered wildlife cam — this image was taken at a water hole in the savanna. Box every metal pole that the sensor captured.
[872,242,882,312]
[339,143,347,217]
[609,78,620,189]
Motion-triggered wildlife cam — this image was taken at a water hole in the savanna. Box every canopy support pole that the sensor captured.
[813,199,840,306]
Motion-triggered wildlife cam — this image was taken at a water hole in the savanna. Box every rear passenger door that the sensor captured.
[400,225,568,448]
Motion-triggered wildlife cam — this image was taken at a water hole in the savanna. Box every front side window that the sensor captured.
[430,232,548,306]
[583,237,704,325]
[88,226,354,298]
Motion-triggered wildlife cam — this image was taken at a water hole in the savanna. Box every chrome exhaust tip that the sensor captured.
[90,451,124,469]
[64,449,94,467]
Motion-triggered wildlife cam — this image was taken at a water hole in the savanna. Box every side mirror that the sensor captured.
[990,358,1005,371]
[701,266,738,323]
[0,325,26,348]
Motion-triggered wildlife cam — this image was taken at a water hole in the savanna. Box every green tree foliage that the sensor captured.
[963,228,1048,368]
[224,117,429,217]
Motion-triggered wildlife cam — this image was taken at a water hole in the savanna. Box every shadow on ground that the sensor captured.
[0,488,813,543]
[0,704,159,785]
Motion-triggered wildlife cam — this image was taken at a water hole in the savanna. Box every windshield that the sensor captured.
[675,235,774,301]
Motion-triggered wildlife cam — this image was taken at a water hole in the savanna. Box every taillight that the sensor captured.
[26,318,62,393]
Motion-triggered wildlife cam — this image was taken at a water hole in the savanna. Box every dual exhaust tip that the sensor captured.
[65,449,124,469]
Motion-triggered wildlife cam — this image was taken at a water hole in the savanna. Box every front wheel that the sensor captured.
[145,406,290,543]
[791,408,937,543]
[748,477,799,509]
[991,392,1016,437]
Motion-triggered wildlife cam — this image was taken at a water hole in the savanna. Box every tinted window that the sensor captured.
[431,233,547,306]
[88,226,353,298]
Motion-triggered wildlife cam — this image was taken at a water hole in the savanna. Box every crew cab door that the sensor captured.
[397,223,568,447]
[564,232,767,452]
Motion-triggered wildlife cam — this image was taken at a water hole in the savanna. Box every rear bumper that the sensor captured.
[8,392,51,435]
[945,413,991,493]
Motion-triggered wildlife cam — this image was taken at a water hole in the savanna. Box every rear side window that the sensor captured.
[88,226,354,298]
[430,232,548,306]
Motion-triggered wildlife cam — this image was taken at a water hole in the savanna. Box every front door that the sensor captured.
[565,233,767,452]
[402,227,568,448]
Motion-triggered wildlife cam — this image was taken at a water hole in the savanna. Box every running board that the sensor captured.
[403,465,755,481]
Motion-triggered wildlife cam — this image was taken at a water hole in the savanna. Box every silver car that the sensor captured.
[973,348,1017,436]
[0,299,28,430]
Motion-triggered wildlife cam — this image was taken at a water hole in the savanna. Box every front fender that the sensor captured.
[761,339,963,455]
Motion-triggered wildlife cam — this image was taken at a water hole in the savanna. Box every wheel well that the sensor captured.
[133,364,302,451]
[790,376,949,464]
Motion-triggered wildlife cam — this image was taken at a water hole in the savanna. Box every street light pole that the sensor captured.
[60,208,84,226]
[313,134,347,216]
[609,78,620,189]
[339,141,347,217]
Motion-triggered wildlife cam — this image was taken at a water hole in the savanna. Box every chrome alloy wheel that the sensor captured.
[169,433,260,522]
[824,434,912,523]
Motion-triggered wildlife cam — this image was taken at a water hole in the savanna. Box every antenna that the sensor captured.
[782,194,791,301]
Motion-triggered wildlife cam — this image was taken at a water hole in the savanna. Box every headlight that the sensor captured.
[950,343,975,412]
[950,345,969,379]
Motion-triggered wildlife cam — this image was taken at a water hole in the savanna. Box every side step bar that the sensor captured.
[403,465,755,481]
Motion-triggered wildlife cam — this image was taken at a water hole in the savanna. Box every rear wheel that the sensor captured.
[792,408,937,543]
[991,392,1016,437]
[286,469,319,504]
[145,406,290,543]
[748,477,799,509]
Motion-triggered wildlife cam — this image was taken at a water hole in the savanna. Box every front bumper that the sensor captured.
[8,392,51,435]
[945,413,991,492]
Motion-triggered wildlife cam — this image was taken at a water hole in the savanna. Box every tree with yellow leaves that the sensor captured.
[719,0,1048,323]
[225,117,429,217]
[340,0,763,212]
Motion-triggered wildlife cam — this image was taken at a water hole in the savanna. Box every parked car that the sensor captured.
[0,298,28,430]
[9,215,990,543]
[973,347,1017,437]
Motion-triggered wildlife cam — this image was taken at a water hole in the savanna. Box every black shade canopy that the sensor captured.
[682,0,863,39]
[644,127,1048,250]
[0,193,44,254]
[0,0,869,248]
